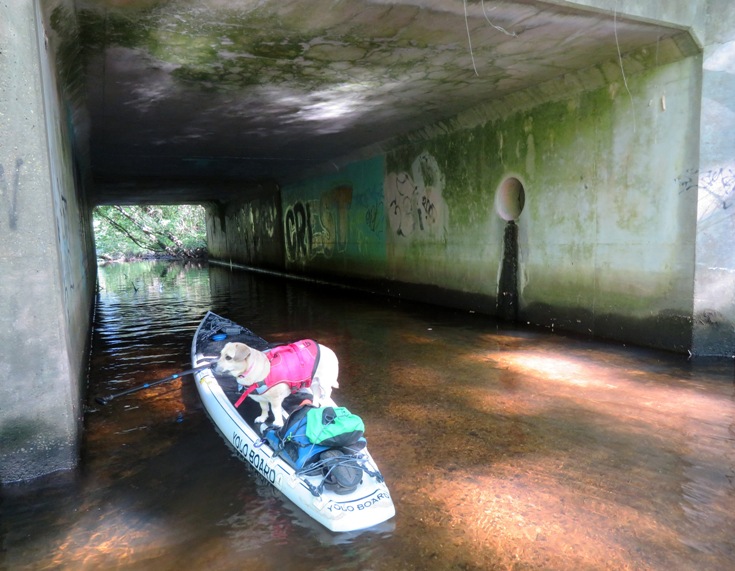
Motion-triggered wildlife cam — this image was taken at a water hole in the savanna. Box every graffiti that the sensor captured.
[320,185,352,255]
[421,195,437,226]
[699,168,734,210]
[57,193,73,290]
[311,200,335,258]
[675,168,698,194]
[0,157,24,230]
[284,185,354,264]
[677,167,734,210]
[285,201,313,262]
[245,201,278,258]
[365,201,383,233]
[256,203,278,239]
[387,172,416,237]
[385,151,446,239]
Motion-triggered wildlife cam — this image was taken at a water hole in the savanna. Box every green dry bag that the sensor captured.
[305,406,364,448]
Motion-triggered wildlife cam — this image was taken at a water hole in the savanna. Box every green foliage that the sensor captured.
[93,205,207,259]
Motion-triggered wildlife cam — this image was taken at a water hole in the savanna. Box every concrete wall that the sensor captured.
[206,181,284,270]
[692,0,735,356]
[298,50,701,351]
[201,0,730,357]
[0,0,95,483]
[434,54,701,351]
[213,36,716,354]
[281,156,387,278]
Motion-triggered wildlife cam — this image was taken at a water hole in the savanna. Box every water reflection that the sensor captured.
[1,261,734,570]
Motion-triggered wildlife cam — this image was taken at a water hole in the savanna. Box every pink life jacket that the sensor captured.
[234,340,320,407]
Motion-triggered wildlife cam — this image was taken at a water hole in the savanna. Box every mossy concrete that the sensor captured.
[73,0,700,185]
[66,0,726,355]
[231,46,702,353]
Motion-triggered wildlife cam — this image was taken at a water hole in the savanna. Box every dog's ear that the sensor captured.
[233,343,251,362]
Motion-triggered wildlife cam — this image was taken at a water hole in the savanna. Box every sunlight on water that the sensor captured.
[1,261,734,570]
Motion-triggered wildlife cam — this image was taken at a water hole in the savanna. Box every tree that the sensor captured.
[94,205,207,259]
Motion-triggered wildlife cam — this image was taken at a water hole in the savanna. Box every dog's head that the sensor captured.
[213,342,270,386]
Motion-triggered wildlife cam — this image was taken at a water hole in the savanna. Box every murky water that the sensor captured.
[2,261,734,570]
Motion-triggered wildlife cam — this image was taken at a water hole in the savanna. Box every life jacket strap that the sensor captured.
[234,382,263,408]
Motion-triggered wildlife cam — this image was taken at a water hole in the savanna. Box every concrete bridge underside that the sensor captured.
[1,0,733,482]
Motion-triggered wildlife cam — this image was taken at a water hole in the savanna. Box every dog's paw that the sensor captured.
[254,414,267,424]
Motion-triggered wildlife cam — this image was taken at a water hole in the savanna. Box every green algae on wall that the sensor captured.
[379,55,700,350]
[275,50,699,354]
[385,130,510,294]
[74,4,467,93]
[281,156,386,277]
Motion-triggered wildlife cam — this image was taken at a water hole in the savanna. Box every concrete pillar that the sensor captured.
[0,0,95,482]
[692,0,735,356]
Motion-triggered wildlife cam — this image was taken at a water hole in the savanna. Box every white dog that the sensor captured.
[213,339,339,426]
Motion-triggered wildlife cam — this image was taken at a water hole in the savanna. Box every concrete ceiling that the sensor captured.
[75,0,698,204]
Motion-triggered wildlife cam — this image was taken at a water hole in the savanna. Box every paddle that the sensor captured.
[95,361,215,405]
